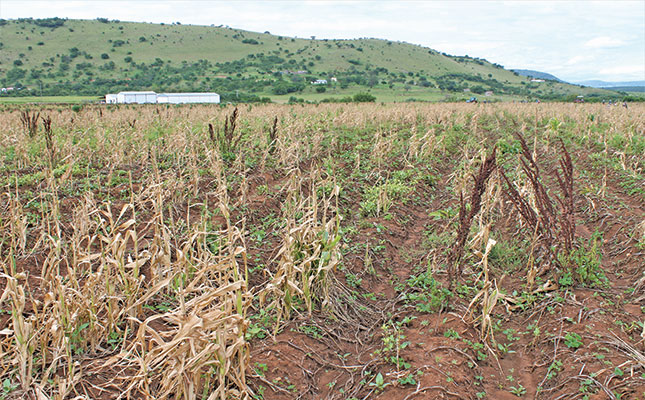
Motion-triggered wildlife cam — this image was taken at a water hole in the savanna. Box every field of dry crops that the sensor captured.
[0,102,644,400]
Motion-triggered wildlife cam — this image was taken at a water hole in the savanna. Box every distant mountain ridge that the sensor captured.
[576,80,645,88]
[606,86,645,93]
[511,69,564,82]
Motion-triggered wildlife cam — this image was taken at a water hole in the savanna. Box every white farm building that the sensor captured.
[116,91,157,104]
[105,91,220,104]
[157,93,220,104]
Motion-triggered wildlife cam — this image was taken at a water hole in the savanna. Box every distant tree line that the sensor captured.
[4,17,68,28]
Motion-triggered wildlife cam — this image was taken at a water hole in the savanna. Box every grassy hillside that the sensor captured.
[0,18,621,102]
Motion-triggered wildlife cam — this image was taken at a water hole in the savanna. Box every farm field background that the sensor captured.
[0,102,644,399]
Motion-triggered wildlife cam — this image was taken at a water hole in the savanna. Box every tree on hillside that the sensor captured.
[353,92,376,102]
[471,85,485,94]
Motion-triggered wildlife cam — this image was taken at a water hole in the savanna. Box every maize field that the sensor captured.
[0,102,644,399]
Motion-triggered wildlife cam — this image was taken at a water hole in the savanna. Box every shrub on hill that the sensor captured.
[353,92,376,102]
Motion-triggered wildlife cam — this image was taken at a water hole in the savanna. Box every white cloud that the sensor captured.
[564,55,592,66]
[598,64,645,77]
[584,36,626,48]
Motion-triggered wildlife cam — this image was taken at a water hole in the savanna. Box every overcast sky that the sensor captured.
[1,1,643,82]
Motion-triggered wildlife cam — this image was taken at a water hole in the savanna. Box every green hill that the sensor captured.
[0,18,620,102]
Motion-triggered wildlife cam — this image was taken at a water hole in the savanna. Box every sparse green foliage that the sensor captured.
[564,332,583,349]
